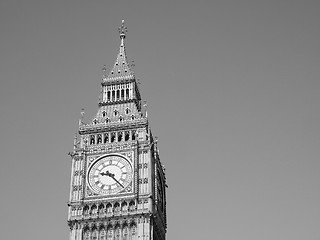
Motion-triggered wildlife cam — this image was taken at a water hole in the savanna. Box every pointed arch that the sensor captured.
[112,90,115,101]
[121,89,125,100]
[122,222,129,240]
[90,135,95,145]
[129,200,135,212]
[114,223,121,240]
[129,222,137,238]
[106,224,113,240]
[126,88,129,99]
[83,226,90,240]
[104,133,109,143]
[97,134,102,144]
[91,225,98,240]
[106,202,112,214]
[125,131,130,141]
[121,201,128,212]
[83,205,90,216]
[114,202,120,212]
[99,225,106,240]
[98,203,105,215]
[118,131,123,141]
[91,204,97,215]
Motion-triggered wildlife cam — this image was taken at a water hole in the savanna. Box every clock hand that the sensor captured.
[100,170,113,176]
[109,175,125,188]
[100,171,124,188]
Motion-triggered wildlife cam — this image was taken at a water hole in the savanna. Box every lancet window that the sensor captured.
[83,205,89,216]
[115,227,120,240]
[121,89,125,100]
[83,228,90,240]
[98,203,104,215]
[97,134,102,144]
[125,131,130,141]
[106,203,112,214]
[114,202,120,212]
[111,133,116,143]
[107,228,113,240]
[118,132,123,141]
[104,133,109,143]
[90,135,95,145]
[130,224,136,237]
[91,228,98,240]
[132,130,136,140]
[123,225,129,240]
[99,228,106,240]
[116,90,120,100]
[112,91,115,101]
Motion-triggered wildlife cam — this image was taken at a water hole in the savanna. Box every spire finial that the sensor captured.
[102,65,107,79]
[118,20,127,39]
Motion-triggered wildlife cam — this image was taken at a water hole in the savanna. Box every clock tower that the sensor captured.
[67,21,167,240]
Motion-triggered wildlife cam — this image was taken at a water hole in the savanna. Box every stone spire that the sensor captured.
[104,20,134,82]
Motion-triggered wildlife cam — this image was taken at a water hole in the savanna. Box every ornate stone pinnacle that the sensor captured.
[118,20,127,39]
[102,65,107,79]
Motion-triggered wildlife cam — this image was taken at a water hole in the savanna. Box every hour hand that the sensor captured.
[100,171,109,176]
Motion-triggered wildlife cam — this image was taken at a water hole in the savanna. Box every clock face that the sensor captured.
[87,155,133,195]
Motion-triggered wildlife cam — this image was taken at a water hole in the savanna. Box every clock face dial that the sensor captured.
[88,155,133,195]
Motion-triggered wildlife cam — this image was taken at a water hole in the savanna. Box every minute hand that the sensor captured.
[110,175,125,188]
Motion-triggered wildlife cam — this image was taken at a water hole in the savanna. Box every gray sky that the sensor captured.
[0,0,319,239]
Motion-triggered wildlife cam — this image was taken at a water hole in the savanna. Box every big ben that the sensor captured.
[67,21,167,240]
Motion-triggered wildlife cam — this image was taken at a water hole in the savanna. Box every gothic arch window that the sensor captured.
[130,224,136,237]
[126,89,129,99]
[106,203,112,214]
[125,108,130,115]
[91,204,97,215]
[90,135,95,145]
[124,131,130,141]
[91,227,98,240]
[112,91,115,101]
[131,130,136,141]
[114,202,120,212]
[83,228,90,240]
[121,202,128,212]
[99,228,106,240]
[107,91,111,101]
[119,116,124,122]
[129,201,135,211]
[122,224,129,240]
[114,226,121,240]
[102,111,107,117]
[104,133,109,143]
[114,109,118,116]
[107,229,113,240]
[121,89,125,100]
[97,134,102,144]
[131,115,135,120]
[118,132,123,142]
[98,203,104,215]
[93,119,98,124]
[105,118,110,123]
[111,133,116,143]
[116,90,120,100]
[83,205,90,216]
